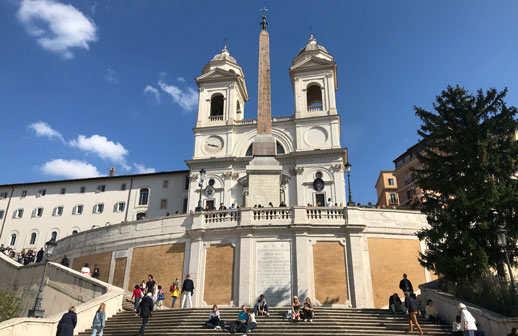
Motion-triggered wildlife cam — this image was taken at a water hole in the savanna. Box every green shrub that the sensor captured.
[0,290,20,322]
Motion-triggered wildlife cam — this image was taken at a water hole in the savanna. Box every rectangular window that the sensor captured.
[37,189,46,197]
[60,188,66,195]
[80,186,86,193]
[121,183,126,191]
[205,200,214,210]
[93,203,104,214]
[97,185,106,193]
[114,202,125,212]
[184,176,190,190]
[53,206,64,216]
[0,192,8,199]
[21,190,27,198]
[389,193,398,204]
[36,208,43,217]
[160,199,168,209]
[0,210,4,219]
[73,205,84,215]
[163,180,169,188]
[388,178,395,186]
[13,209,23,219]
[315,193,325,207]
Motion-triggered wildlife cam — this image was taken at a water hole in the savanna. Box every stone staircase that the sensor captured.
[78,300,452,336]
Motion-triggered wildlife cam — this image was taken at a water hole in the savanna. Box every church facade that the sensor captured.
[0,23,434,309]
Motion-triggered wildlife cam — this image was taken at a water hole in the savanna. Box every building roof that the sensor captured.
[0,170,189,188]
[211,46,237,64]
[297,35,328,56]
[392,141,423,163]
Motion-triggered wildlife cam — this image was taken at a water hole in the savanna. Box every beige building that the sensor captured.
[393,142,423,206]
[374,170,399,207]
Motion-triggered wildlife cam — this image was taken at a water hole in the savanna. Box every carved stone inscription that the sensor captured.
[256,241,292,305]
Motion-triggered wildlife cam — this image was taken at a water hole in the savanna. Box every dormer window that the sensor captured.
[307,84,323,112]
[209,94,224,119]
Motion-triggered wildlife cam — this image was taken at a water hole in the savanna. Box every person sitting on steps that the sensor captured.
[237,305,248,333]
[242,308,257,336]
[389,293,405,315]
[253,294,269,317]
[206,305,223,330]
[302,297,313,322]
[291,296,302,322]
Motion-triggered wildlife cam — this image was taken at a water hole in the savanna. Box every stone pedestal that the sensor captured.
[246,155,282,207]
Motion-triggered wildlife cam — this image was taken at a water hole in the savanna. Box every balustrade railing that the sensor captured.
[272,115,294,122]
[306,207,345,220]
[252,208,292,221]
[204,210,240,224]
[235,119,257,125]
[208,115,224,121]
[307,105,324,112]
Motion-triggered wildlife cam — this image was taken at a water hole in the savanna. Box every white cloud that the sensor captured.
[17,0,97,59]
[133,163,156,174]
[69,134,128,165]
[90,1,97,14]
[41,159,100,178]
[143,85,160,103]
[28,121,64,141]
[176,76,186,83]
[105,68,119,84]
[158,80,198,111]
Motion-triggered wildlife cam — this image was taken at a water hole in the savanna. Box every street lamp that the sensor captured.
[28,239,57,318]
[494,223,518,297]
[345,162,355,206]
[195,168,206,212]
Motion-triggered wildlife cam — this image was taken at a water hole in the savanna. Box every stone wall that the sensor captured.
[112,257,127,288]
[313,241,348,305]
[72,251,112,283]
[203,244,235,305]
[367,238,426,308]
[128,243,185,307]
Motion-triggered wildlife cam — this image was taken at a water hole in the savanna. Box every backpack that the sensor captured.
[228,321,238,333]
[170,284,176,292]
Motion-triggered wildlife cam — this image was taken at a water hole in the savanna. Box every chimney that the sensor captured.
[109,167,115,177]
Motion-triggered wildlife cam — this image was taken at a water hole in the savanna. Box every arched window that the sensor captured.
[236,101,241,113]
[210,94,224,117]
[139,188,149,205]
[51,231,57,241]
[276,141,285,155]
[246,144,253,156]
[72,230,78,235]
[10,233,16,246]
[307,84,323,110]
[30,232,37,245]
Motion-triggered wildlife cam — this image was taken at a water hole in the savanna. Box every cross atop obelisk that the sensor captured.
[253,7,275,154]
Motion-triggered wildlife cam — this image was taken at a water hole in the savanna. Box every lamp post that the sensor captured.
[494,223,518,298]
[345,162,355,206]
[195,168,206,212]
[28,239,57,318]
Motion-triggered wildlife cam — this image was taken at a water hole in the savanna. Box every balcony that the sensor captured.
[208,115,223,122]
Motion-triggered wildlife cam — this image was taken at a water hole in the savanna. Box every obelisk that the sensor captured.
[246,8,282,207]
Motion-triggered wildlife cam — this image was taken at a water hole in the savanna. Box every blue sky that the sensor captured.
[1,0,518,204]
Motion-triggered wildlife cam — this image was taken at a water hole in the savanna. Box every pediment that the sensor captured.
[290,56,335,71]
[196,68,238,82]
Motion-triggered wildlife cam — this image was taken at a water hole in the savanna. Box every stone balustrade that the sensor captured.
[308,105,324,112]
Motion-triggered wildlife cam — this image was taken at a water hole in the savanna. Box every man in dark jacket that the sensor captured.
[60,255,69,267]
[181,274,195,308]
[404,292,423,335]
[389,293,404,314]
[36,248,44,263]
[138,293,154,335]
[399,273,414,294]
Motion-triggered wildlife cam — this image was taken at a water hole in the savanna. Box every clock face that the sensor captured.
[203,136,224,155]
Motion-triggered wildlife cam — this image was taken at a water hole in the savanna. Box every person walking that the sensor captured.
[137,293,154,336]
[145,275,155,294]
[81,263,91,276]
[156,285,165,309]
[399,273,414,294]
[170,278,180,308]
[90,303,106,336]
[181,274,194,308]
[56,306,77,336]
[151,283,158,304]
[458,303,477,336]
[131,285,142,314]
[404,291,423,335]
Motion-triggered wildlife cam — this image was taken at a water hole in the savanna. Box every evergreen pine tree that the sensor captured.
[414,85,518,280]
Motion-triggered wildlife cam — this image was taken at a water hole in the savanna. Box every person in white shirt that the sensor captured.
[81,263,91,276]
[325,198,333,207]
[242,308,257,336]
[458,303,477,336]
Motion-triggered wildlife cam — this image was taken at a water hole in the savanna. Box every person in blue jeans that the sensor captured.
[242,309,257,336]
[253,294,270,317]
[90,303,106,336]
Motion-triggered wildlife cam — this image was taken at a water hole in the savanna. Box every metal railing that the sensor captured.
[439,274,518,317]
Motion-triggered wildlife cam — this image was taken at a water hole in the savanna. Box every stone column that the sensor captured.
[237,233,253,306]
[294,233,312,299]
[187,236,204,307]
[257,30,272,136]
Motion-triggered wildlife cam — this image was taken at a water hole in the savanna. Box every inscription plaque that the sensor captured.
[256,241,292,305]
